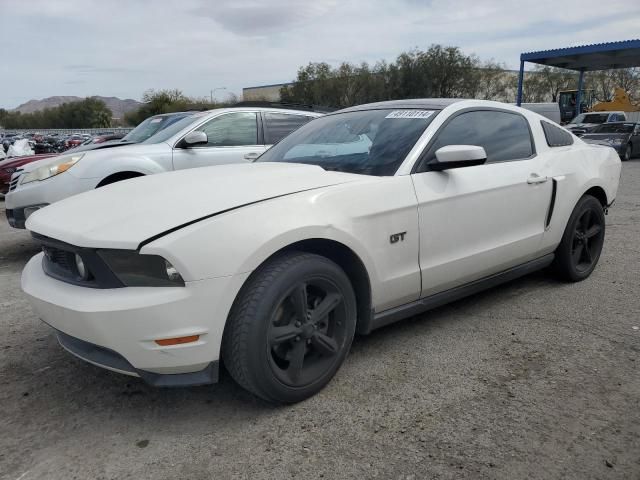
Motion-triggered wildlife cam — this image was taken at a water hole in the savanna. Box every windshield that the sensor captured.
[593,123,634,134]
[257,109,439,175]
[123,113,191,143]
[571,113,609,124]
[141,113,207,144]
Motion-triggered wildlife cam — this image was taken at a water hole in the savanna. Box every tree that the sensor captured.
[280,45,640,107]
[586,68,640,102]
[535,66,576,102]
[123,89,238,126]
[281,45,514,107]
[0,97,112,129]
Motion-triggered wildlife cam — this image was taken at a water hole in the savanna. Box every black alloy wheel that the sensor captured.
[570,208,605,274]
[267,279,348,387]
[223,251,357,403]
[554,195,606,282]
[623,143,632,161]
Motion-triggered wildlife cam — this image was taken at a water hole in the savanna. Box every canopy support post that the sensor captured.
[575,68,585,118]
[516,59,524,106]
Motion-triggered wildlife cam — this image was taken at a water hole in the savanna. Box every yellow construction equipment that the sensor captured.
[591,87,640,112]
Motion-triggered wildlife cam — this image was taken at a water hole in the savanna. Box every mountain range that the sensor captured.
[14,96,141,119]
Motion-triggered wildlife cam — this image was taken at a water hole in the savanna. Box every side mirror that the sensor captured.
[182,131,208,147]
[431,145,487,171]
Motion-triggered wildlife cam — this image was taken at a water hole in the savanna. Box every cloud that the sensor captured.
[193,0,338,36]
[64,65,150,74]
[1,0,639,109]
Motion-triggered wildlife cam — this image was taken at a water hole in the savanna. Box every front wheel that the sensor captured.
[623,143,632,161]
[222,252,357,403]
[553,195,605,282]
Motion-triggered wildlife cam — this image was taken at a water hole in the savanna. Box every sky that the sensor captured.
[1,0,640,109]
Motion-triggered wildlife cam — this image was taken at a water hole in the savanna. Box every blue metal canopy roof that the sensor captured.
[516,39,640,114]
[520,39,640,71]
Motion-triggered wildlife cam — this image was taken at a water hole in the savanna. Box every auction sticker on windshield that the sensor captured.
[385,110,435,119]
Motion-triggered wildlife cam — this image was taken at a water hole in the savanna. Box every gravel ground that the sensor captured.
[1,162,639,480]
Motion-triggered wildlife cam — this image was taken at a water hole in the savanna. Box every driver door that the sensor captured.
[411,109,552,297]
[172,112,266,170]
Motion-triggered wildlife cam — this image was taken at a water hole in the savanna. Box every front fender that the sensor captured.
[144,202,378,286]
[72,155,167,180]
[142,177,422,313]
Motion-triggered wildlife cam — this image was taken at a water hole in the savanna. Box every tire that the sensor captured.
[222,251,357,403]
[553,195,605,282]
[622,144,631,162]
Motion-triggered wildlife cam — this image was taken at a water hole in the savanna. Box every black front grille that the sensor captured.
[43,246,78,278]
[9,171,22,192]
[34,233,124,289]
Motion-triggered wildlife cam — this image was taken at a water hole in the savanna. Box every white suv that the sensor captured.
[6,107,321,228]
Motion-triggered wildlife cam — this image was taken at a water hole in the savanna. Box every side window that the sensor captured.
[420,110,533,170]
[541,121,574,147]
[263,113,313,144]
[196,112,258,147]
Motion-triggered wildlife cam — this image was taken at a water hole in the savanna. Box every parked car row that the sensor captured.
[1,131,120,155]
[564,110,627,136]
[0,112,194,197]
[580,122,640,161]
[4,106,321,226]
[14,99,621,403]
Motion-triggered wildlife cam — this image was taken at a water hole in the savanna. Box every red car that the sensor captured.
[64,135,87,149]
[92,133,125,144]
[0,154,57,195]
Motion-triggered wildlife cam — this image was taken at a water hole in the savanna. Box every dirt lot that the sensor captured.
[1,163,639,480]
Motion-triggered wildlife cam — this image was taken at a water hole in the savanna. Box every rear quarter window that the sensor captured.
[263,113,314,145]
[541,121,574,147]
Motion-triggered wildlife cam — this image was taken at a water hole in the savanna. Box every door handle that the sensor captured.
[527,173,548,184]
[244,152,260,160]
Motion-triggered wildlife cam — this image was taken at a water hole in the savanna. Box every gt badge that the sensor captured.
[390,232,406,244]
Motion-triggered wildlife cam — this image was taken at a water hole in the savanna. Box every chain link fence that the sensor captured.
[0,128,133,135]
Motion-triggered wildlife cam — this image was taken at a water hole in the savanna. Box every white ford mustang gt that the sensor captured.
[21,99,621,403]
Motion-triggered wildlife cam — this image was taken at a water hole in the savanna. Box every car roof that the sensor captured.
[152,111,193,117]
[208,107,324,116]
[338,98,466,113]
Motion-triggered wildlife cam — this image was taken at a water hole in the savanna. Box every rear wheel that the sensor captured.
[553,195,605,282]
[222,251,357,403]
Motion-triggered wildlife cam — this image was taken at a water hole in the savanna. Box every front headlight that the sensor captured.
[74,253,89,281]
[97,249,185,287]
[610,138,624,145]
[21,154,84,184]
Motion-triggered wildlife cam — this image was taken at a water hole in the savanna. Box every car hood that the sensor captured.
[26,162,364,249]
[581,134,629,147]
[18,143,167,174]
[566,123,599,130]
[581,133,629,141]
[65,140,137,153]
